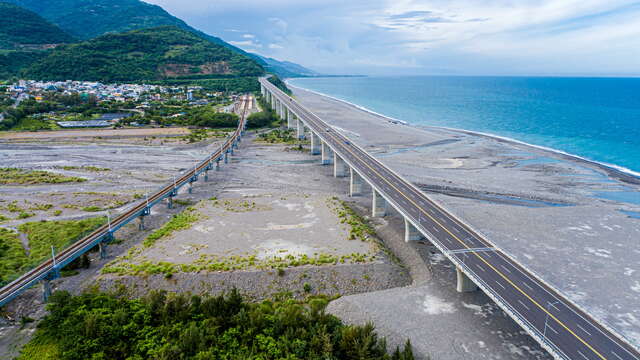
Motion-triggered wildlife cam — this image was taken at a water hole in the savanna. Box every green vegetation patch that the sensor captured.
[0,228,28,284]
[329,198,377,242]
[0,168,86,185]
[258,129,298,144]
[17,217,106,265]
[143,206,201,247]
[103,251,375,278]
[18,290,414,360]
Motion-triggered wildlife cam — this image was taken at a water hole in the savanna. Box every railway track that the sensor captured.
[0,95,251,307]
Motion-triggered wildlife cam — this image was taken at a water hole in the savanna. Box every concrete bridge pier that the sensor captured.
[297,118,305,139]
[321,142,334,165]
[99,242,107,260]
[188,182,193,194]
[456,267,479,292]
[224,151,229,163]
[349,168,364,196]
[42,279,52,302]
[216,160,221,171]
[404,218,425,242]
[334,153,347,177]
[372,189,387,217]
[310,132,321,155]
[204,169,209,182]
[168,195,174,209]
[286,108,293,129]
[138,216,145,231]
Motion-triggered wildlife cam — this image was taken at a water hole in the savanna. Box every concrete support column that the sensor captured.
[204,169,209,182]
[404,218,425,242]
[99,241,107,260]
[216,159,221,171]
[287,109,293,129]
[42,279,52,302]
[350,168,364,196]
[372,189,387,217]
[321,142,333,165]
[310,132,321,155]
[188,181,193,194]
[138,216,145,231]
[224,151,229,164]
[456,267,479,292]
[167,195,174,209]
[297,118,305,139]
[334,153,347,177]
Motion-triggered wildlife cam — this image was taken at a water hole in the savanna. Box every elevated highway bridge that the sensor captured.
[260,78,640,360]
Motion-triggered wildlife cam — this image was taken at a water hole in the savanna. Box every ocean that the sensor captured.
[288,76,640,177]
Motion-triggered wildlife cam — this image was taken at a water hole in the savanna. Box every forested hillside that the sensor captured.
[23,26,264,82]
[0,2,74,49]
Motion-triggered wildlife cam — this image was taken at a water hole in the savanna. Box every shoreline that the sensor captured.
[286,80,640,185]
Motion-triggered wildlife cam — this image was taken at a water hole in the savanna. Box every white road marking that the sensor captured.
[577,350,591,360]
[500,265,512,273]
[523,282,534,291]
[432,227,440,233]
[547,324,559,335]
[576,324,593,336]
[517,300,530,310]
[611,351,624,360]
[476,264,486,272]
[495,280,506,290]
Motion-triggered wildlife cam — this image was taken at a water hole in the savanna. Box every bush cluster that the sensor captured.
[19,290,415,360]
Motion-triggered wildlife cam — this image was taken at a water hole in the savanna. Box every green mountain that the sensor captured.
[5,0,315,78]
[258,56,320,78]
[0,2,75,49]
[23,26,264,82]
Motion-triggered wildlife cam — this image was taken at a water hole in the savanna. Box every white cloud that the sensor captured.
[229,40,262,48]
[144,0,640,75]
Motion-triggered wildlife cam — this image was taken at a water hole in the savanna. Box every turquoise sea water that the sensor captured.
[288,76,640,176]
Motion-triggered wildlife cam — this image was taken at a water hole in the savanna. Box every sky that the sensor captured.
[144,0,640,76]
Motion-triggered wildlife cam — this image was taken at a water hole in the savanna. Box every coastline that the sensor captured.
[286,79,640,184]
[286,81,640,346]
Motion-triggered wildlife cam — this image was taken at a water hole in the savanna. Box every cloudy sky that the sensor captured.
[145,0,640,76]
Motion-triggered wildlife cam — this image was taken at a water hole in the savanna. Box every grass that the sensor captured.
[17,217,106,267]
[0,228,29,284]
[330,198,377,242]
[0,168,86,185]
[142,207,200,248]
[81,206,103,212]
[101,251,375,277]
[11,117,61,132]
[58,166,110,172]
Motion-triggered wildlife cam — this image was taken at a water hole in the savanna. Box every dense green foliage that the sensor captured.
[0,2,75,49]
[20,290,414,360]
[0,49,46,79]
[188,110,239,129]
[268,75,292,95]
[246,96,280,128]
[22,26,263,82]
[155,76,261,93]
